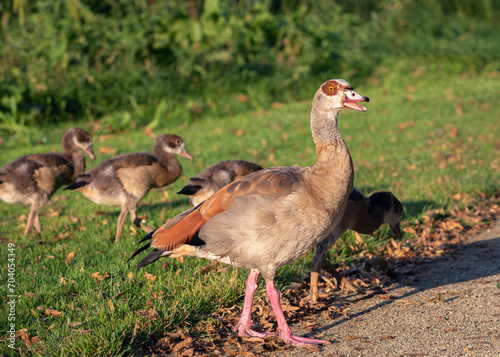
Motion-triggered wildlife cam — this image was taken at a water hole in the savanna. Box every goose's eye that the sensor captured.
[328,86,334,92]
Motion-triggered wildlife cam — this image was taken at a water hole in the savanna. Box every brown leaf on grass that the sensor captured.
[109,300,115,313]
[235,129,244,137]
[135,309,159,320]
[99,146,118,155]
[16,329,29,340]
[27,336,41,347]
[37,306,63,317]
[196,261,220,275]
[59,277,74,285]
[127,271,134,281]
[398,120,415,131]
[132,320,141,338]
[237,95,249,102]
[144,126,156,138]
[354,232,364,245]
[91,272,110,281]
[143,272,157,282]
[24,293,38,298]
[64,251,75,264]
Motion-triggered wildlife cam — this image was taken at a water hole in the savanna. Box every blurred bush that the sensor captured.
[0,0,498,134]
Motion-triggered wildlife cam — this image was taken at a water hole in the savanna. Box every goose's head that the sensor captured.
[67,127,95,159]
[157,134,194,160]
[314,79,370,112]
[368,191,403,238]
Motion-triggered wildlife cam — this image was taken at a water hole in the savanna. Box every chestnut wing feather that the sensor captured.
[147,167,302,253]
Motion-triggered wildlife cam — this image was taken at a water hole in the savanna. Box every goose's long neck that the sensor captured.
[70,152,86,179]
[155,147,182,183]
[307,105,353,215]
[310,106,343,151]
[63,146,86,180]
[350,200,385,234]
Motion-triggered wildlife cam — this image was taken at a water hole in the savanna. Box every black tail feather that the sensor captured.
[135,249,166,268]
[65,175,91,190]
[138,228,157,244]
[177,184,202,195]
[127,228,158,265]
[127,242,152,264]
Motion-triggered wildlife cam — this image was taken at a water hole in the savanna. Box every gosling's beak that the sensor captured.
[390,222,402,239]
[180,146,194,160]
[85,146,95,160]
[344,88,370,112]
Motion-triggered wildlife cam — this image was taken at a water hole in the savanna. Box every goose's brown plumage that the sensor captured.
[178,160,262,206]
[309,188,403,303]
[0,127,94,235]
[66,134,192,242]
[129,79,369,346]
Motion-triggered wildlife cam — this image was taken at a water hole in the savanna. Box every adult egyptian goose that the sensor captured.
[129,79,369,346]
[0,127,94,235]
[177,160,263,206]
[309,188,403,303]
[65,134,193,242]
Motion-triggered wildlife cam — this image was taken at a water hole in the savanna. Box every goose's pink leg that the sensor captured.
[266,280,331,346]
[234,269,273,338]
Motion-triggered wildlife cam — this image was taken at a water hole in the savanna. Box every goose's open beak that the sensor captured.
[85,147,95,160]
[344,89,370,112]
[180,147,194,160]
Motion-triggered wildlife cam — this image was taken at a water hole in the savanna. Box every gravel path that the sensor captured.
[270,219,500,357]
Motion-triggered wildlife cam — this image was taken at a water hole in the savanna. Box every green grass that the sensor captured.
[0,62,499,356]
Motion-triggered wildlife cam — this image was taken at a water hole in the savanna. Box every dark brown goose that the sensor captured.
[0,127,94,235]
[129,79,369,346]
[309,188,403,303]
[178,160,262,206]
[66,134,192,242]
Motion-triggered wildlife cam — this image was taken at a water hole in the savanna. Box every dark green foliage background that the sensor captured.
[1,0,498,133]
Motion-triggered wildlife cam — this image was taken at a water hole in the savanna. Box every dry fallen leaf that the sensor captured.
[24,293,38,298]
[143,272,157,282]
[64,251,75,264]
[99,146,118,155]
[91,272,110,281]
[37,306,63,317]
[380,335,394,340]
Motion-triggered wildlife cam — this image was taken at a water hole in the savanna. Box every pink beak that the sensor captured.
[85,147,95,160]
[344,89,370,112]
